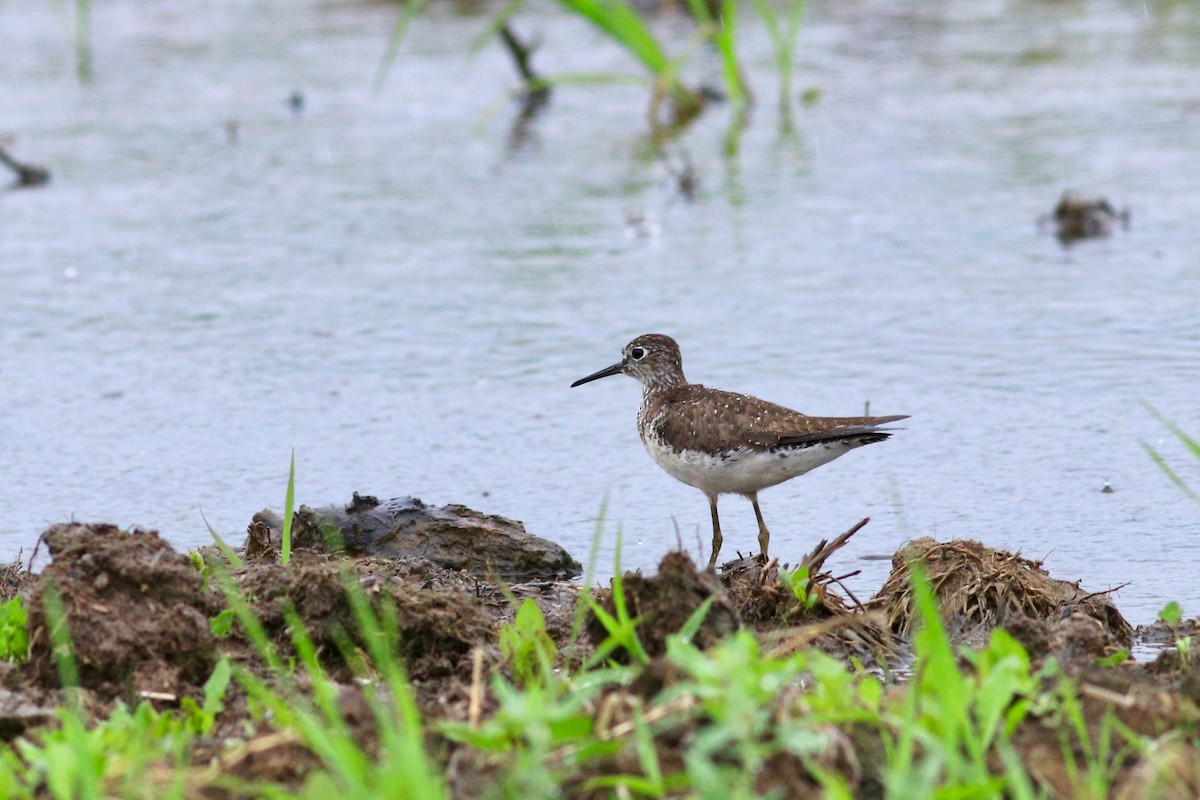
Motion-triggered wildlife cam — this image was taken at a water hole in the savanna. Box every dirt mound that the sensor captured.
[24,524,217,701]
[870,537,1132,647]
[721,554,897,666]
[589,524,897,674]
[1003,608,1130,670]
[233,551,494,681]
[587,552,740,661]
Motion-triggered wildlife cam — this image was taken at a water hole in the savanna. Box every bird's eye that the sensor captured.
[630,347,646,360]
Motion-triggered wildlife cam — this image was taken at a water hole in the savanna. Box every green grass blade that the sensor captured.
[750,0,806,117]
[715,0,745,111]
[372,0,432,92]
[341,572,445,797]
[74,0,92,81]
[209,560,286,675]
[550,0,670,76]
[40,584,80,703]
[676,596,715,644]
[683,0,713,23]
[200,508,245,569]
[567,495,609,670]
[1142,400,1200,462]
[1141,441,1200,502]
[281,450,296,566]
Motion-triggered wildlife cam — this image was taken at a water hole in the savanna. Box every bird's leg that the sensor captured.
[707,495,723,568]
[748,493,770,558]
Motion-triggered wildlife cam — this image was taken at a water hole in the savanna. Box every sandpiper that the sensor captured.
[571,333,907,567]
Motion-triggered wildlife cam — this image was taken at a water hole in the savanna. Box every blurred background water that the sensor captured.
[2,0,1198,622]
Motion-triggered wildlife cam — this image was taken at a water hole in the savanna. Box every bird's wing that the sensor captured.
[652,386,907,452]
[768,414,908,446]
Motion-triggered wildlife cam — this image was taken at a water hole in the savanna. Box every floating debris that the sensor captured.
[1042,191,1130,244]
[0,144,50,188]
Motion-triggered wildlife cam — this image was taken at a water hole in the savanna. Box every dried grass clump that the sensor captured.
[870,537,1130,644]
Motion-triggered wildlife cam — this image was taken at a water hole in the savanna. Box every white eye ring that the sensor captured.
[630,347,647,360]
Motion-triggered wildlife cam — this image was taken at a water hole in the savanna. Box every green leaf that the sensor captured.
[0,597,29,663]
[499,599,558,687]
[209,608,236,638]
[1159,600,1183,627]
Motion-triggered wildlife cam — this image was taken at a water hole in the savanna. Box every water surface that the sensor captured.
[2,0,1198,623]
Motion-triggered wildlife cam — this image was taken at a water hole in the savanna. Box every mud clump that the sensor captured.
[587,552,739,662]
[870,537,1132,652]
[1000,608,1133,670]
[233,551,494,681]
[24,524,217,701]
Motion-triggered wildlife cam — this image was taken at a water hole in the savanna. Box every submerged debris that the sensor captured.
[0,144,50,188]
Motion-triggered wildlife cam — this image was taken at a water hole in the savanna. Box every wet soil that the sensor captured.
[23,523,219,702]
[0,519,1195,797]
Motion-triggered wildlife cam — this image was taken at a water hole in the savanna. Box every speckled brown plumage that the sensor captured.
[641,382,906,454]
[572,333,908,566]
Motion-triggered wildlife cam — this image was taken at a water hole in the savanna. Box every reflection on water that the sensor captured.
[2,0,1199,623]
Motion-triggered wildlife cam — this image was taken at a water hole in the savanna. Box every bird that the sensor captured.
[570,333,907,567]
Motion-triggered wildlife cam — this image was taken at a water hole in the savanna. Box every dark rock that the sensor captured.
[246,493,581,582]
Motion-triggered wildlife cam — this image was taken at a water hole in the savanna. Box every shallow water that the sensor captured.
[2,0,1198,623]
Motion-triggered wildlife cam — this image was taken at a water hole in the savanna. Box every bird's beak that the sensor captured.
[570,361,624,387]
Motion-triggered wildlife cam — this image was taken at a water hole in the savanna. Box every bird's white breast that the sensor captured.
[640,431,853,497]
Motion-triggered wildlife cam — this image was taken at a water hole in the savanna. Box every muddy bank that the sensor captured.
[0,517,1195,796]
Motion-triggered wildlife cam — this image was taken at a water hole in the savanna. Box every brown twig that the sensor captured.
[827,573,866,612]
[1077,582,1131,603]
[499,24,549,102]
[0,144,50,187]
[764,612,892,659]
[801,518,870,574]
[467,646,485,730]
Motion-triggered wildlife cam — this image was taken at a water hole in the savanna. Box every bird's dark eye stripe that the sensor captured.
[631,348,646,359]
